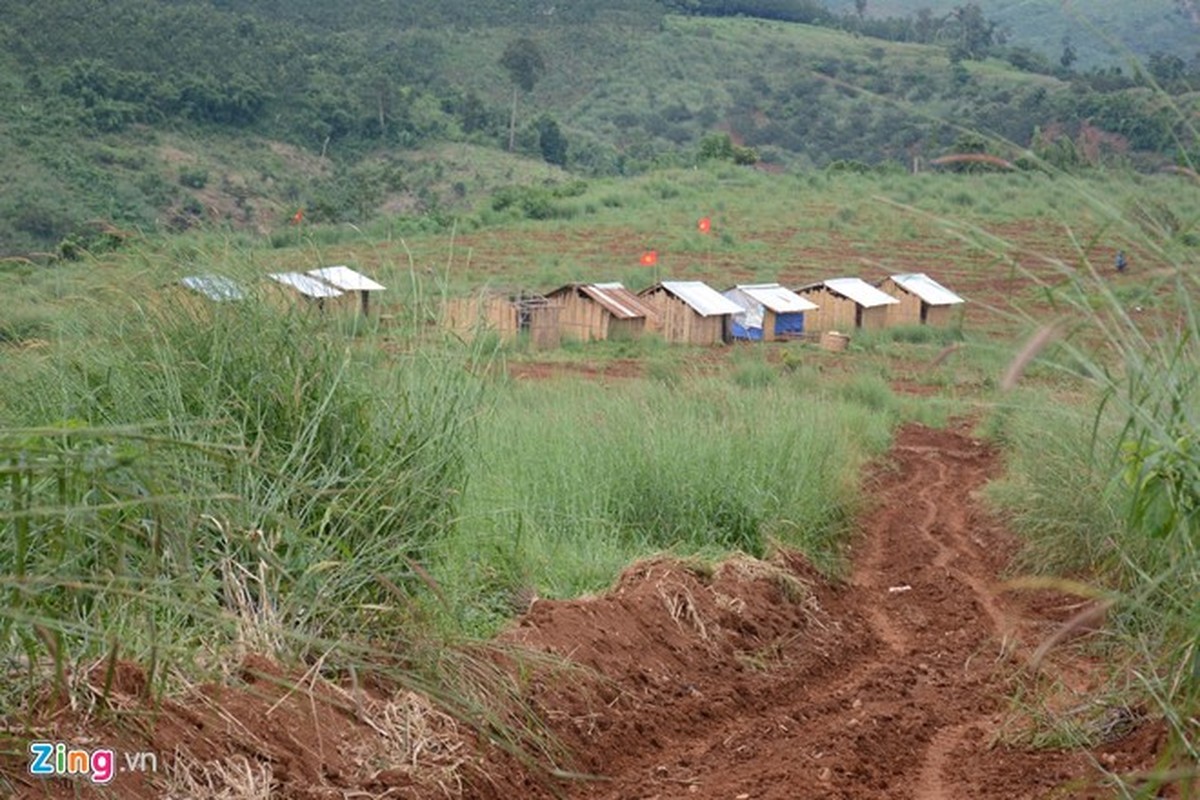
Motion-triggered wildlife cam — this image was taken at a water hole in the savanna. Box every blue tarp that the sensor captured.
[775,312,805,335]
[732,312,805,339]
[730,320,763,340]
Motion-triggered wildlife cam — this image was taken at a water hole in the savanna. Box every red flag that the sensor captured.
[697,216,712,234]
[639,250,658,266]
[291,209,304,225]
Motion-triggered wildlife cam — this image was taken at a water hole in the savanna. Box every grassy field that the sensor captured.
[1,158,1198,794]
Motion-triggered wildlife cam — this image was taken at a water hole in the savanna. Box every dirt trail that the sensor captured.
[504,423,1158,800]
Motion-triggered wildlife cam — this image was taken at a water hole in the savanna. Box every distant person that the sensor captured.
[1115,250,1127,273]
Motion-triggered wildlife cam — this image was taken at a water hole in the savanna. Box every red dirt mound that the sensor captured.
[492,423,1170,800]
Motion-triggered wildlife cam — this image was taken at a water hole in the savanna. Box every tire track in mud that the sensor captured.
[548,423,1065,800]
[493,422,1151,800]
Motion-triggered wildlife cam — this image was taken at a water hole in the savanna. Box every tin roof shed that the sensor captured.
[269,272,344,299]
[723,283,818,341]
[655,281,744,316]
[887,273,964,306]
[307,266,386,293]
[180,275,246,302]
[795,278,898,333]
[734,283,819,314]
[815,278,899,308]
[548,282,657,342]
[578,282,656,319]
[307,265,386,315]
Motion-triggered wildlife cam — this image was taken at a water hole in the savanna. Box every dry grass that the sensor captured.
[657,579,710,642]
[354,690,477,799]
[719,554,812,605]
[164,753,274,800]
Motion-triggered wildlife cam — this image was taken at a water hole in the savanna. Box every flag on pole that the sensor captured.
[697,216,712,234]
[639,250,658,266]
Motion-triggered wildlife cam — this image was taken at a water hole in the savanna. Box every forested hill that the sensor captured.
[1,0,1196,257]
[821,0,1200,69]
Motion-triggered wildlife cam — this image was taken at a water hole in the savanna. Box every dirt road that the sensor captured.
[504,423,1160,800]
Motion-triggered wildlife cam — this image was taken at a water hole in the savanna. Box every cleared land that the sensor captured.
[1,167,1194,799]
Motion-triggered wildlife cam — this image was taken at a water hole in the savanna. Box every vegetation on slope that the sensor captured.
[824,0,1200,69]
[1,0,1197,257]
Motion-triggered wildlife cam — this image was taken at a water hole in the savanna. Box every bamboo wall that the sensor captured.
[762,309,778,342]
[878,279,923,326]
[925,305,955,327]
[641,289,727,345]
[608,316,645,340]
[878,279,960,328]
[796,287,857,333]
[860,305,891,331]
[443,296,519,340]
[527,305,561,350]
[553,290,612,341]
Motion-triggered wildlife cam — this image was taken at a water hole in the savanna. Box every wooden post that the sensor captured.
[361,290,370,317]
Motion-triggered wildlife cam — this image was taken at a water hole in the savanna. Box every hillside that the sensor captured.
[1,0,1196,258]
[823,0,1200,69]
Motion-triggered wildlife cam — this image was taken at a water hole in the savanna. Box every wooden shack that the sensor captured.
[546,282,658,342]
[722,283,819,342]
[877,273,964,327]
[795,278,899,333]
[180,275,247,303]
[443,291,560,350]
[308,265,386,317]
[638,280,743,345]
[268,272,346,313]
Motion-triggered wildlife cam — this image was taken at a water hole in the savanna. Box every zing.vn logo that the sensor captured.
[28,742,159,785]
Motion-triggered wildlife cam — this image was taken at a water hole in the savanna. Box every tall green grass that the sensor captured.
[981,208,1199,794]
[433,371,895,633]
[0,283,487,715]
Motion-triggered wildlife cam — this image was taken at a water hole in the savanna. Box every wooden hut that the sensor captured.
[268,272,345,312]
[722,283,819,342]
[795,278,899,334]
[877,273,964,327]
[443,291,560,350]
[180,275,247,303]
[546,282,658,342]
[638,280,743,345]
[308,265,386,317]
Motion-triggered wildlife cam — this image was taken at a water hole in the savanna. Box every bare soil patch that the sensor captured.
[495,422,1166,800]
[507,358,644,382]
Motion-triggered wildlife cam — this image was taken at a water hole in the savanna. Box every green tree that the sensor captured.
[698,132,735,161]
[536,115,568,167]
[1059,36,1077,71]
[499,37,546,152]
[944,4,995,62]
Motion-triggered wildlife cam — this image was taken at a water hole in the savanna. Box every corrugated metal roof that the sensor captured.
[180,275,246,301]
[269,272,344,299]
[654,281,744,316]
[576,282,656,320]
[889,273,964,306]
[308,265,386,292]
[819,278,900,308]
[735,283,819,313]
